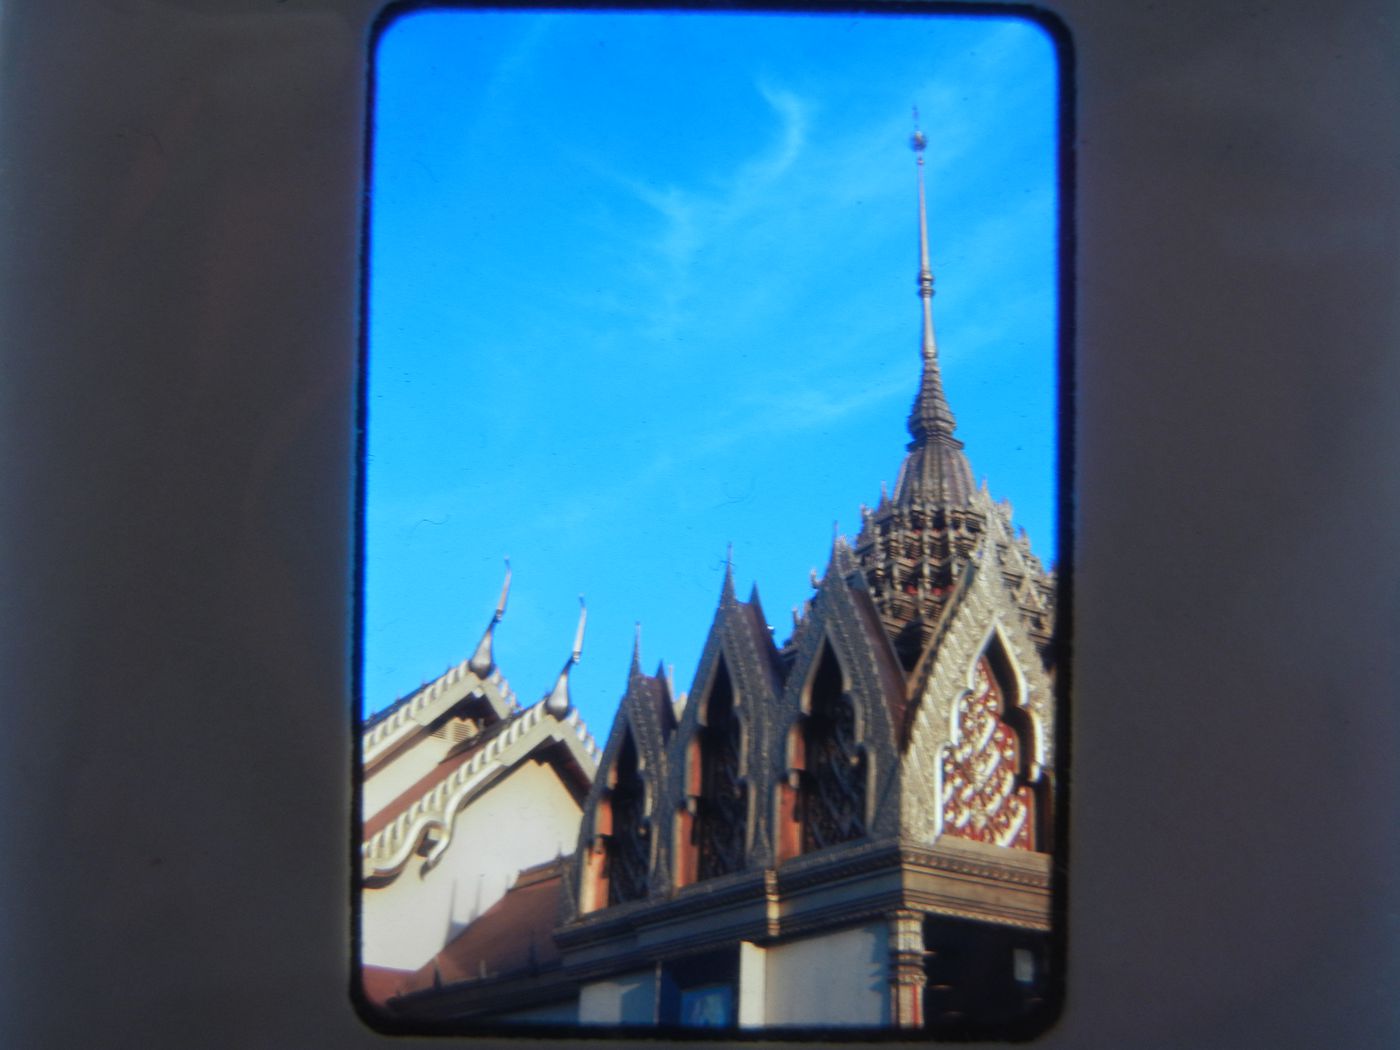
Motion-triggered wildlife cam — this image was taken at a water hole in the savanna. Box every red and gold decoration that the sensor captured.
[942,657,1033,850]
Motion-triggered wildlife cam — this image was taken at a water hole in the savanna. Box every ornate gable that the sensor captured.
[568,653,671,918]
[771,541,909,860]
[663,565,783,880]
[898,496,1054,849]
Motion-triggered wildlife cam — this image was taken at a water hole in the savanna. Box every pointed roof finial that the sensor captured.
[630,621,643,675]
[468,558,512,677]
[907,107,957,444]
[571,595,587,661]
[892,110,975,509]
[495,558,512,620]
[543,596,586,720]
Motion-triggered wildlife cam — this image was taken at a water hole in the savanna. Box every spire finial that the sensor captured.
[495,557,512,621]
[543,596,586,720]
[630,621,643,675]
[571,595,587,662]
[906,109,959,446]
[468,558,511,677]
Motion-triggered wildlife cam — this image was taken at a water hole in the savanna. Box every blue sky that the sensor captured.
[363,10,1060,736]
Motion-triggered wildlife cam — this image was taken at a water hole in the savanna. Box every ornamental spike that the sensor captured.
[907,108,958,444]
[544,596,586,720]
[571,594,587,662]
[468,558,511,677]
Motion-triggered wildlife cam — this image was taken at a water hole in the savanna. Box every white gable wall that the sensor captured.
[362,730,456,818]
[360,759,582,971]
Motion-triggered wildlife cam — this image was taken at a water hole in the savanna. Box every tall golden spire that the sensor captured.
[907,110,959,444]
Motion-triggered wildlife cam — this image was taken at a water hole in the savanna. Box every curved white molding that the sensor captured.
[362,698,601,882]
[363,661,518,770]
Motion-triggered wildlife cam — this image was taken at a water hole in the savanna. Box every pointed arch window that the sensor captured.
[801,645,867,852]
[695,661,745,880]
[941,644,1037,851]
[605,730,649,904]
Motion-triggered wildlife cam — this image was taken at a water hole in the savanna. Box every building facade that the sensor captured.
[358,573,601,1001]
[362,134,1060,1036]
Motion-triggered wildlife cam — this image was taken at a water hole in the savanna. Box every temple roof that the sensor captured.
[626,648,677,741]
[892,427,977,512]
[397,857,567,996]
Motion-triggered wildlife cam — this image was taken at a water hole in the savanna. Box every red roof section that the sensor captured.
[398,857,567,995]
[360,964,414,1007]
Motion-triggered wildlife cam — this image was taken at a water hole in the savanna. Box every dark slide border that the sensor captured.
[352,3,1072,1041]
[1,2,1396,1048]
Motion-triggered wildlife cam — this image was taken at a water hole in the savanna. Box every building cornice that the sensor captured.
[554,835,1053,973]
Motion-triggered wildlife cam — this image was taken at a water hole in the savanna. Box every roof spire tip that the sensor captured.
[904,108,960,454]
[468,559,513,678]
[543,597,585,720]
[494,557,512,621]
[572,596,586,662]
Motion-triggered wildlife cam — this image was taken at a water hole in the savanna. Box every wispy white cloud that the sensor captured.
[475,16,556,125]
[567,82,813,340]
[722,81,810,207]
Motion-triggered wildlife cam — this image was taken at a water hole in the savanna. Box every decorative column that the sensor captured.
[888,908,926,1028]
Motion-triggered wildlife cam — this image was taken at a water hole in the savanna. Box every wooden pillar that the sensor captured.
[888,908,926,1028]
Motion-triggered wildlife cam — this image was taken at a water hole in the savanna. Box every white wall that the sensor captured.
[578,970,657,1025]
[762,924,890,1027]
[360,760,582,970]
[361,730,452,818]
[737,941,766,1026]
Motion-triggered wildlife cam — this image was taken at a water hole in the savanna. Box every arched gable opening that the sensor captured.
[796,643,868,855]
[941,634,1039,851]
[606,731,650,903]
[583,728,650,911]
[674,659,747,887]
[696,660,746,879]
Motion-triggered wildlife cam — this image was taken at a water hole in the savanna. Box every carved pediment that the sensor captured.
[899,534,1054,849]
